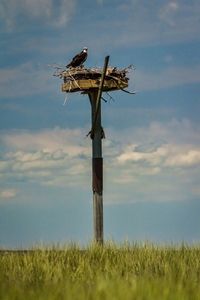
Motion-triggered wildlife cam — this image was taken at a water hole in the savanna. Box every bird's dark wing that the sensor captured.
[71,52,83,64]
[67,51,87,68]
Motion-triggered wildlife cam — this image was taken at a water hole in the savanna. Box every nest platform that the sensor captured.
[55,67,129,93]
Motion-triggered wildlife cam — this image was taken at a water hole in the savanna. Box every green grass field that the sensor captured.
[0,243,200,299]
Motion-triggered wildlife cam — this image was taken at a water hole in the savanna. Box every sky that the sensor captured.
[0,0,200,248]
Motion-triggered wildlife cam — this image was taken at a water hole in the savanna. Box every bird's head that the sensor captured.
[83,47,88,53]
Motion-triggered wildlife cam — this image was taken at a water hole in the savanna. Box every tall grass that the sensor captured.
[0,243,200,299]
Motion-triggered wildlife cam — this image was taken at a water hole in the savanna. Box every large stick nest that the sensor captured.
[54,66,132,93]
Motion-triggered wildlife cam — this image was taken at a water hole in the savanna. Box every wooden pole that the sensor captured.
[89,91,103,244]
[88,56,109,244]
[90,56,109,137]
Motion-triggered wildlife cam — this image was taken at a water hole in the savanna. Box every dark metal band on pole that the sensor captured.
[92,157,103,194]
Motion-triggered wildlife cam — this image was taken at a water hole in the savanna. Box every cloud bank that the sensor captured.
[0,0,76,29]
[118,0,200,46]
[1,0,200,47]
[0,127,90,187]
[1,120,200,203]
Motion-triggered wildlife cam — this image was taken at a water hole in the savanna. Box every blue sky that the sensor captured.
[0,0,200,248]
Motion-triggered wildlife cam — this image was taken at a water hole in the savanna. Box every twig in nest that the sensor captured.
[101,96,108,103]
[106,92,115,102]
[63,94,68,105]
[107,75,136,94]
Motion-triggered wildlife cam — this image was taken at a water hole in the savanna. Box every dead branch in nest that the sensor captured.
[54,66,131,81]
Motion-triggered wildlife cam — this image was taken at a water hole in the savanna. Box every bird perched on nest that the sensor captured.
[66,47,88,68]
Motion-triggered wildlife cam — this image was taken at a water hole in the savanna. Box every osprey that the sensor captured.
[66,47,88,68]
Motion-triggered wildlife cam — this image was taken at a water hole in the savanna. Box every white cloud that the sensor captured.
[158,1,179,27]
[0,63,56,98]
[97,0,199,50]
[117,144,167,166]
[0,188,17,200]
[1,0,200,55]
[114,120,200,171]
[0,0,76,29]
[165,149,200,167]
[0,120,200,202]
[0,127,91,187]
[117,143,200,168]
[105,119,200,203]
[2,127,90,155]
[134,65,200,92]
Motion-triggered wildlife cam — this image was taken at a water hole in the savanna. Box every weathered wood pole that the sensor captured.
[89,91,103,244]
[89,56,109,244]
